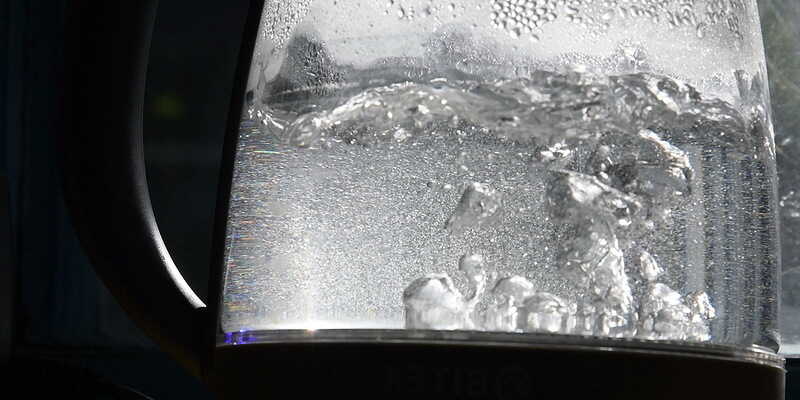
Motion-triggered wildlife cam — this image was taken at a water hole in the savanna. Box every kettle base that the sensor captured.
[209,333,785,399]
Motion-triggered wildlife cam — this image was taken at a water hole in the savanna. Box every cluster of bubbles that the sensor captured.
[404,165,715,340]
[260,0,311,50]
[396,71,728,341]
[403,128,716,340]
[384,0,464,21]
[485,0,747,40]
[489,0,558,41]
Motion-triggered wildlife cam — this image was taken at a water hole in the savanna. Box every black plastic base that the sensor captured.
[210,341,785,399]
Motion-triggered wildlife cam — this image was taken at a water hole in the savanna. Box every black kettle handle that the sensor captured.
[60,0,267,378]
[61,0,207,376]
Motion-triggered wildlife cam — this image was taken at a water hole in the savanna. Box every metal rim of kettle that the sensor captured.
[218,329,785,368]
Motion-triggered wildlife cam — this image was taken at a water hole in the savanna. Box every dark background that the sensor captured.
[2,1,800,398]
[2,1,250,398]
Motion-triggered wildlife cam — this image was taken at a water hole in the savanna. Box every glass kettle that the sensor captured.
[63,0,785,398]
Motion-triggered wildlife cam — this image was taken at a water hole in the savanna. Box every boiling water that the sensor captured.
[224,69,777,348]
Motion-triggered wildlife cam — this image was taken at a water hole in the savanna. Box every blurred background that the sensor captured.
[2,0,800,398]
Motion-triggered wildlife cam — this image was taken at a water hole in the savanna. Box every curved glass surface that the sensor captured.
[220,0,778,354]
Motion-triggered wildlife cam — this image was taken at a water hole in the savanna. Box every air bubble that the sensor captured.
[446,182,504,232]
[459,253,486,282]
[522,292,572,333]
[696,23,706,38]
[403,274,469,329]
[638,250,663,282]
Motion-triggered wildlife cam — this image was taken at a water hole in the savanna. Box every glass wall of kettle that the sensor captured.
[219,0,779,352]
[761,0,800,356]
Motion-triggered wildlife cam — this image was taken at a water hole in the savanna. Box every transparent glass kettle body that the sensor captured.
[219,0,779,353]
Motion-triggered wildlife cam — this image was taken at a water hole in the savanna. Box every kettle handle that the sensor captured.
[61,0,262,378]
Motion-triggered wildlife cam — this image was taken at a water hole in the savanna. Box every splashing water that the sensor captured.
[229,66,775,345]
